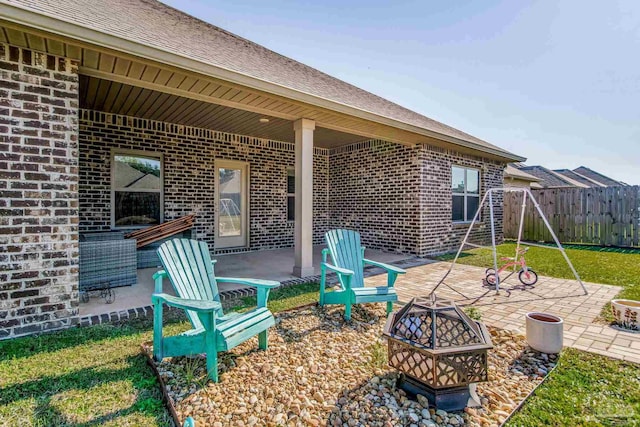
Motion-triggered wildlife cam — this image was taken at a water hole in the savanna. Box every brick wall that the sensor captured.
[0,44,79,339]
[417,144,504,256]
[328,140,422,253]
[78,110,330,249]
[328,140,505,256]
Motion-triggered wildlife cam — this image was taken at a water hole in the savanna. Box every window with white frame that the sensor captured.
[287,168,295,221]
[112,151,163,228]
[451,166,480,222]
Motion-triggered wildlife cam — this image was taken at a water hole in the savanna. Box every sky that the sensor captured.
[163,0,640,184]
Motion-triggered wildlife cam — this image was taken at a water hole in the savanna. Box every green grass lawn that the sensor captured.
[437,242,640,321]
[0,318,178,427]
[505,348,640,426]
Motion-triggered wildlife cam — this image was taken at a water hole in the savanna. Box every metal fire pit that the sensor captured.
[382,295,493,411]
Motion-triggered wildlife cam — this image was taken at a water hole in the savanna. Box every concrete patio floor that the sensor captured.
[78,245,410,318]
[367,261,640,364]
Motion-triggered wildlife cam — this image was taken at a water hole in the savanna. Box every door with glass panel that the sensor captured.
[215,160,249,249]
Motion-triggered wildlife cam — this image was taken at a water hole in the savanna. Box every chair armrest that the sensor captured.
[153,270,168,294]
[152,293,221,312]
[216,277,280,289]
[363,259,406,275]
[322,262,354,277]
[153,270,168,281]
[323,262,354,291]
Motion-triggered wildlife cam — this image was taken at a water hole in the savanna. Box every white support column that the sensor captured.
[293,118,315,277]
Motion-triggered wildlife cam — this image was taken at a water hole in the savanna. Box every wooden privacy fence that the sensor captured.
[504,186,640,247]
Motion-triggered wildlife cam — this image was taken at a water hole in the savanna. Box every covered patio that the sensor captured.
[77,73,376,276]
[78,245,416,318]
[72,52,433,321]
[74,70,423,320]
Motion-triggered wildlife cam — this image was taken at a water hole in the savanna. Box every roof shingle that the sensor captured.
[504,164,540,182]
[572,166,625,187]
[518,166,575,188]
[3,0,522,159]
[553,169,603,187]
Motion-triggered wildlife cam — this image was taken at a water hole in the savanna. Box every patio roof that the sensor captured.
[0,0,525,161]
[79,75,366,148]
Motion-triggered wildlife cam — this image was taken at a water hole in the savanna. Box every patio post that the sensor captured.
[293,118,315,277]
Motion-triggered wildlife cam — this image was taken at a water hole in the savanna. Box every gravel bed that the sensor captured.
[144,304,557,426]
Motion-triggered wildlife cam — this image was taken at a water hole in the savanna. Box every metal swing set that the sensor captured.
[430,187,588,298]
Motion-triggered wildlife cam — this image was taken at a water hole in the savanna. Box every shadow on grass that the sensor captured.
[0,354,170,426]
[225,281,325,313]
[0,312,187,364]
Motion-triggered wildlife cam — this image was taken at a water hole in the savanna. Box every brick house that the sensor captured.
[0,0,524,338]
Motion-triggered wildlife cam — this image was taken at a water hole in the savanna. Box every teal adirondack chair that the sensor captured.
[151,238,280,382]
[319,229,406,320]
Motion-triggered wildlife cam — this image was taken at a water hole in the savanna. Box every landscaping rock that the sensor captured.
[144,304,556,426]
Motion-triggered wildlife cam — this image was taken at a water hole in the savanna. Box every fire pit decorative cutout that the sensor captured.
[382,296,493,411]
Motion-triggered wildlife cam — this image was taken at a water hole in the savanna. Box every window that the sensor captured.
[112,152,163,228]
[287,168,295,221]
[452,166,480,222]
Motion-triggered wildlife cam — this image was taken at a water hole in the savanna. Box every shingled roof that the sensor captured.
[504,164,540,182]
[517,166,575,188]
[1,0,523,161]
[573,166,626,187]
[554,169,604,187]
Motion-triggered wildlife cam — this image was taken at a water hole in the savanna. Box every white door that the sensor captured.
[215,160,249,249]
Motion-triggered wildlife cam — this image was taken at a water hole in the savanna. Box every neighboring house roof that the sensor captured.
[548,170,590,188]
[553,169,605,187]
[517,166,576,188]
[115,161,160,190]
[516,164,626,188]
[572,166,626,187]
[504,164,541,182]
[0,0,524,162]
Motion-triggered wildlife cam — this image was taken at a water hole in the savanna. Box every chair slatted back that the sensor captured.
[157,239,224,329]
[325,229,364,288]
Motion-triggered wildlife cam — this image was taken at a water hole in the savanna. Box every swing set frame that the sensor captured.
[430,187,588,297]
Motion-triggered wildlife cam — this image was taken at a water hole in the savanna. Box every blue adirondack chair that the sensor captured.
[319,229,406,320]
[151,238,280,382]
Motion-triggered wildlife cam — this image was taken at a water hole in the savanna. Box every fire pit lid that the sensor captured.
[383,296,492,351]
